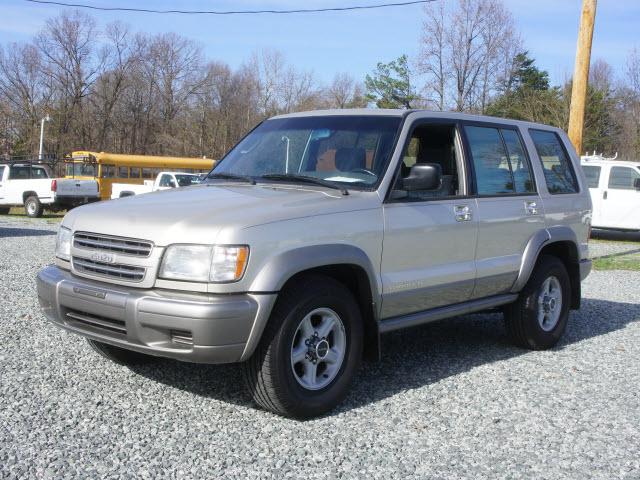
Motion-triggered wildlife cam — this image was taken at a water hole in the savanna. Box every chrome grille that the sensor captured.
[73,232,152,257]
[73,257,145,282]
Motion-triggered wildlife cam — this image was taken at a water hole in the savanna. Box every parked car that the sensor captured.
[37,110,592,418]
[110,171,203,199]
[0,162,99,217]
[581,155,640,231]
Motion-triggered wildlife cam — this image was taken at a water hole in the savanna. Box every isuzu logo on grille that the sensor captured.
[91,252,116,264]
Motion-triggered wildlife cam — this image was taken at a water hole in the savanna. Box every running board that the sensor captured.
[378,294,518,334]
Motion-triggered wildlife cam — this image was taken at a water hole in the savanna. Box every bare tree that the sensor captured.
[418,0,521,112]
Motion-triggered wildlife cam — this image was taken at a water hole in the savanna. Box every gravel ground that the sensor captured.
[1,216,639,479]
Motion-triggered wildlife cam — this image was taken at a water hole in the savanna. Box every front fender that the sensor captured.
[249,243,381,304]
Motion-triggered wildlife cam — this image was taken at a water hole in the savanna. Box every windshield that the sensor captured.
[175,174,202,186]
[66,162,97,177]
[209,115,402,188]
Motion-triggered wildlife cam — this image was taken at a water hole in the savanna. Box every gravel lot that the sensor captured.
[1,216,639,479]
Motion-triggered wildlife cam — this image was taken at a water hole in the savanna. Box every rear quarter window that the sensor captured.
[529,129,579,194]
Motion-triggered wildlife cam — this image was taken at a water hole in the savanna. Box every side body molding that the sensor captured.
[511,226,579,293]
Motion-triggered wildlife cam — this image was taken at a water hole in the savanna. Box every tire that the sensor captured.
[87,339,157,366]
[24,195,43,218]
[0,207,9,215]
[505,255,571,350]
[242,274,363,419]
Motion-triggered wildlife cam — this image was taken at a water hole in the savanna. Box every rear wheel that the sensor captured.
[24,196,43,218]
[242,275,363,418]
[505,255,571,349]
[87,339,157,366]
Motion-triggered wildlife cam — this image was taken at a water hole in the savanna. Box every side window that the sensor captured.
[394,123,461,200]
[159,174,173,187]
[142,168,153,179]
[529,130,578,194]
[501,129,535,193]
[130,167,140,178]
[465,126,514,195]
[101,165,115,178]
[31,167,48,179]
[582,165,601,188]
[608,166,640,190]
[0,166,5,180]
[118,166,129,178]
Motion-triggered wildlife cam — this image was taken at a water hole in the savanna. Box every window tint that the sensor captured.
[582,165,601,188]
[465,126,514,195]
[501,129,535,193]
[608,166,640,190]
[118,166,129,178]
[529,130,578,194]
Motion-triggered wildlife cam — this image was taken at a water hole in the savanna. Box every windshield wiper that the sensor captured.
[207,172,256,185]
[260,174,349,196]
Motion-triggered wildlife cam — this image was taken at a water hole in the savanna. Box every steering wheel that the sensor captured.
[350,168,377,177]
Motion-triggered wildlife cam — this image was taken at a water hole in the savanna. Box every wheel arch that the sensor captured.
[22,191,38,203]
[248,245,381,361]
[513,227,582,309]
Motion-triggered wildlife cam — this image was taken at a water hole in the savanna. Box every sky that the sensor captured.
[1,0,639,87]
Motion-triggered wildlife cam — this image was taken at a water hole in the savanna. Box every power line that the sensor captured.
[24,0,437,15]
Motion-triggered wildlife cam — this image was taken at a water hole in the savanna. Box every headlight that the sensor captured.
[55,227,72,260]
[159,245,249,283]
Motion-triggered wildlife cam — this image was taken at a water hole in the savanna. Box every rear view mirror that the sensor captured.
[402,163,442,191]
[634,178,640,190]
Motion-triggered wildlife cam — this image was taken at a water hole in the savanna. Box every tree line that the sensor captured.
[1,1,639,162]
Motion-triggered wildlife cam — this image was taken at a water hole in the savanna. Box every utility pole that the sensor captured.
[568,0,597,155]
[38,114,51,160]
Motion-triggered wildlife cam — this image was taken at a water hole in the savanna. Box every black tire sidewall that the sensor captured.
[270,283,363,416]
[519,257,571,349]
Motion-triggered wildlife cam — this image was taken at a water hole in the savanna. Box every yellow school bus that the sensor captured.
[66,151,215,200]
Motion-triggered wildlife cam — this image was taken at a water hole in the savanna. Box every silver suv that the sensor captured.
[37,110,592,418]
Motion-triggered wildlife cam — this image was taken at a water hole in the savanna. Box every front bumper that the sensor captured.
[37,265,276,364]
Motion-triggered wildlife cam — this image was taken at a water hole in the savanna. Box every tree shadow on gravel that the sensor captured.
[129,298,640,416]
[0,227,56,238]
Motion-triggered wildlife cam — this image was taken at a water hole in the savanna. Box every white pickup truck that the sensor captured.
[0,163,99,217]
[110,172,203,199]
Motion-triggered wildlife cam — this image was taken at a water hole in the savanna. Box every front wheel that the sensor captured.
[504,255,571,350]
[242,275,363,418]
[24,196,43,218]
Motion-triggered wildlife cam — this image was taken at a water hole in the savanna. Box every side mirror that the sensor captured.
[402,163,442,191]
[634,178,640,190]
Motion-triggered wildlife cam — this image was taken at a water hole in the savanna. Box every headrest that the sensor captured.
[335,147,366,172]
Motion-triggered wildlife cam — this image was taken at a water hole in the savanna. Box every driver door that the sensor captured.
[380,120,478,319]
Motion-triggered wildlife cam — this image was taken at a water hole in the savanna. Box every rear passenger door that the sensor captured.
[462,123,544,299]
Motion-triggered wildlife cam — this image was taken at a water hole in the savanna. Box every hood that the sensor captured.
[63,183,379,245]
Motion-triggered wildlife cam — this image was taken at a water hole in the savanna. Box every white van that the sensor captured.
[581,155,640,231]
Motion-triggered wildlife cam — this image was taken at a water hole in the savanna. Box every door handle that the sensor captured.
[603,190,607,200]
[454,204,472,222]
[525,200,539,215]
